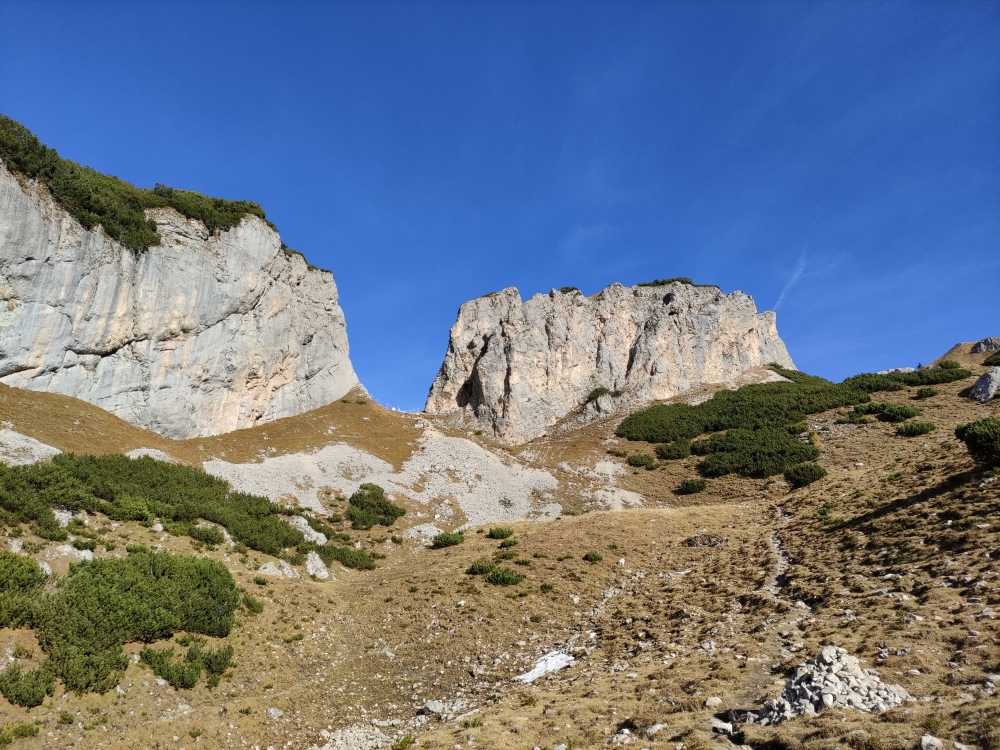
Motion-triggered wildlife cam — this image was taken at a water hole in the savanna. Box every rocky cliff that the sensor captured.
[425,282,794,443]
[0,160,358,438]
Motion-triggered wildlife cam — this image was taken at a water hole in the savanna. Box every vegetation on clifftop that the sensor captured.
[0,114,276,252]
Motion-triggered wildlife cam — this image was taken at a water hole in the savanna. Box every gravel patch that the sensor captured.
[205,428,560,529]
[0,428,60,465]
[125,447,178,463]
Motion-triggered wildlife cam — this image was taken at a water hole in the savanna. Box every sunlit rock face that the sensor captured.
[0,160,357,438]
[425,282,794,444]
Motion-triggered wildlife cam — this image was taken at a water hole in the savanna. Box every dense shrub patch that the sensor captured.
[637,277,693,287]
[677,479,707,494]
[915,387,938,399]
[615,364,970,479]
[0,548,239,703]
[0,454,304,555]
[346,484,405,530]
[484,567,524,586]
[486,527,513,540]
[897,422,936,437]
[984,352,1000,367]
[466,558,495,575]
[140,638,233,690]
[784,463,827,487]
[585,386,622,403]
[0,115,276,252]
[583,551,603,563]
[626,454,656,469]
[656,440,691,460]
[559,286,579,294]
[956,418,1000,467]
[430,532,464,549]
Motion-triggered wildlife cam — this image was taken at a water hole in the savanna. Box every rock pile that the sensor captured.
[749,646,911,726]
[972,337,1000,354]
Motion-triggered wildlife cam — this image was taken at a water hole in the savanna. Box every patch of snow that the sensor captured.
[514,651,574,683]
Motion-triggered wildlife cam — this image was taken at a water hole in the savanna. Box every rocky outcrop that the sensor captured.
[972,337,1000,354]
[971,368,1000,403]
[425,282,794,444]
[0,160,357,438]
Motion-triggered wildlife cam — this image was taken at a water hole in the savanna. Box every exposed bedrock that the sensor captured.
[425,281,795,444]
[0,161,358,438]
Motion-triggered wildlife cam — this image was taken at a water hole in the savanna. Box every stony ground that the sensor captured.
[0,347,997,749]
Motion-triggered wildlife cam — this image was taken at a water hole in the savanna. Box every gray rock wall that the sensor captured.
[0,161,357,438]
[425,282,794,444]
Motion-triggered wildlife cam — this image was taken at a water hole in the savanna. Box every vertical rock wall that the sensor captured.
[425,282,795,444]
[0,161,358,438]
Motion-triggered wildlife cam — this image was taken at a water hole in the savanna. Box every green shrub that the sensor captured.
[783,463,827,487]
[559,286,579,294]
[313,544,376,570]
[140,646,203,690]
[11,722,37,738]
[880,404,921,423]
[626,454,656,469]
[937,360,961,370]
[242,594,264,614]
[494,550,516,561]
[583,551,603,563]
[915,387,938,399]
[697,428,819,478]
[346,484,405,530]
[498,538,518,548]
[72,538,97,551]
[677,479,707,494]
[956,418,1000,467]
[484,567,524,586]
[0,551,46,593]
[585,386,622,403]
[656,440,691,460]
[0,116,276,252]
[0,663,54,707]
[897,422,936,437]
[430,532,464,549]
[984,352,1000,367]
[637,277,693,287]
[189,525,225,546]
[466,558,495,575]
[486,527,513,540]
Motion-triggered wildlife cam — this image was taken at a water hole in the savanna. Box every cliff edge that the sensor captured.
[425,281,794,444]
[0,159,358,438]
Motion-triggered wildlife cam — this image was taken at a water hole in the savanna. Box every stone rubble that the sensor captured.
[748,646,912,726]
[971,337,1000,354]
[307,725,390,750]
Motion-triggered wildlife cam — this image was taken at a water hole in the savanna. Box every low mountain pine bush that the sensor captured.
[430,532,464,549]
[346,484,405,530]
[897,422,936,437]
[486,527,513,540]
[784,463,827,487]
[677,479,707,494]
[956,418,1000,467]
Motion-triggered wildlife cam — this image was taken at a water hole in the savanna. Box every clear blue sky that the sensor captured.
[2,1,998,411]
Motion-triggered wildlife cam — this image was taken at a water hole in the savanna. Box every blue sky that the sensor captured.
[2,1,998,411]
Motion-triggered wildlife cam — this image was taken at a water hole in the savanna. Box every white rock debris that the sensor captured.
[425,282,794,444]
[257,561,300,579]
[288,515,328,545]
[125,448,178,463]
[304,551,331,580]
[749,646,911,725]
[308,725,389,750]
[0,428,60,466]
[0,159,357,439]
[205,427,559,528]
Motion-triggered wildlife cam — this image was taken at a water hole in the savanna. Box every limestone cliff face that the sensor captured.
[425,282,795,444]
[0,161,358,438]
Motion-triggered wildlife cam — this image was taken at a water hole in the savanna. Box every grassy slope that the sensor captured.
[0,354,995,748]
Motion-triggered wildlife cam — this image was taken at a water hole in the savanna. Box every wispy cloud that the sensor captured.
[775,248,807,310]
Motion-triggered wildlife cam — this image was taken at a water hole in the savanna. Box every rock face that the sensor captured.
[425,282,794,444]
[749,645,911,726]
[972,337,1000,354]
[0,160,357,438]
[970,367,1000,403]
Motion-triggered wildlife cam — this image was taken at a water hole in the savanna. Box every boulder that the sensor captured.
[972,337,1000,354]
[970,368,1000,403]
